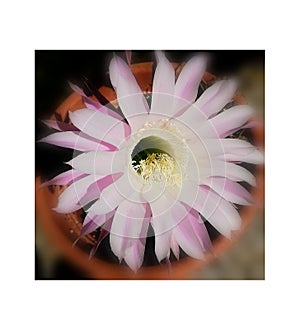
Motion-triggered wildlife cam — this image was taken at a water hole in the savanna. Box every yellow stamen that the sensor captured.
[132,153,181,186]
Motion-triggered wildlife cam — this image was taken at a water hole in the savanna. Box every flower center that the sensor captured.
[131,136,182,187]
[133,152,181,186]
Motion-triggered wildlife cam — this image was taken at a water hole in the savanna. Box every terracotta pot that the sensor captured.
[35,62,264,279]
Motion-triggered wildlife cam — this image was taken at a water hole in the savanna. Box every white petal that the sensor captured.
[109,200,149,262]
[216,138,264,164]
[173,228,204,260]
[79,173,123,206]
[173,54,207,116]
[150,194,187,262]
[54,175,102,213]
[123,240,146,272]
[179,181,241,237]
[198,160,257,186]
[79,213,108,238]
[202,177,254,205]
[192,138,264,164]
[175,102,207,132]
[40,169,86,187]
[39,131,112,152]
[69,108,127,147]
[195,80,237,118]
[200,105,254,138]
[88,182,125,215]
[152,230,171,263]
[172,205,205,259]
[109,55,149,131]
[151,51,175,115]
[112,171,145,203]
[67,149,126,175]
[170,234,180,260]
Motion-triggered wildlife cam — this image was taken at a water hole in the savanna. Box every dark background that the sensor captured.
[35,50,264,279]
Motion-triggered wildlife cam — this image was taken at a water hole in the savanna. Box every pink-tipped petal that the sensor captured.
[109,55,149,131]
[79,172,123,205]
[69,108,128,147]
[204,105,254,138]
[173,55,207,116]
[151,51,175,115]
[169,206,203,259]
[175,102,207,131]
[150,195,188,262]
[88,183,125,215]
[150,195,174,262]
[195,80,237,118]
[54,175,102,213]
[111,172,144,204]
[200,186,241,235]
[40,169,86,188]
[150,193,181,231]
[199,138,264,164]
[153,231,171,263]
[187,209,212,252]
[201,160,257,186]
[179,182,241,238]
[42,119,79,131]
[173,215,205,260]
[167,203,209,259]
[78,210,115,241]
[89,217,113,257]
[123,120,132,138]
[109,200,149,268]
[39,131,113,152]
[202,177,254,205]
[124,239,146,272]
[82,96,102,111]
[125,50,132,65]
[68,81,86,96]
[219,138,264,164]
[82,96,125,121]
[170,234,180,260]
[224,150,264,164]
[80,214,107,237]
[67,149,126,175]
